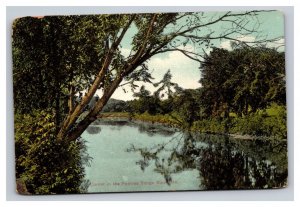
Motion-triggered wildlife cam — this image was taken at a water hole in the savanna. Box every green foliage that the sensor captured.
[231,104,287,138]
[192,104,287,139]
[102,98,129,113]
[13,13,284,139]
[123,63,154,92]
[15,110,91,194]
[231,113,267,136]
[133,112,180,127]
[192,118,228,134]
[12,15,127,114]
[12,17,62,114]
[121,64,286,139]
[153,69,182,98]
[172,89,201,128]
[128,101,286,139]
[131,85,161,115]
[12,12,287,194]
[200,46,286,117]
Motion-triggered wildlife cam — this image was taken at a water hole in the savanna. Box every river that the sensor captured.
[82,120,287,193]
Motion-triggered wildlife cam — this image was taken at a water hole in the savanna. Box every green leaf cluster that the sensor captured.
[200,46,286,116]
[15,110,91,194]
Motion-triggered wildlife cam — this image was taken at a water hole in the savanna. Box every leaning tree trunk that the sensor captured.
[57,14,157,142]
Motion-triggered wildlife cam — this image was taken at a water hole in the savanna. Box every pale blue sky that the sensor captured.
[105,11,285,101]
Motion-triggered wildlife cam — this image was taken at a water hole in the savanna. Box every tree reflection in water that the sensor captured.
[86,126,101,134]
[127,131,287,190]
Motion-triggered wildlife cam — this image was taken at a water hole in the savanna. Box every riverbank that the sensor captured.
[95,113,179,133]
[96,111,286,140]
[98,112,180,128]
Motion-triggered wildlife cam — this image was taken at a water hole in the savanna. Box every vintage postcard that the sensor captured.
[13,11,287,194]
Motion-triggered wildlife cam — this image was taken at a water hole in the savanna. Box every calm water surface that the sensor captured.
[82,120,287,193]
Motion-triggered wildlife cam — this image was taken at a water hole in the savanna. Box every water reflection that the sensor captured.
[86,126,101,134]
[136,123,176,137]
[128,131,287,190]
[93,120,177,136]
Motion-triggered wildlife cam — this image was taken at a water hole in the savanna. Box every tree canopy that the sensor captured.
[13,11,283,142]
[200,45,285,117]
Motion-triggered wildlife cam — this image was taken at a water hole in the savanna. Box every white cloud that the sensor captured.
[237,35,256,42]
[148,47,201,89]
[266,38,285,51]
[220,35,256,50]
[120,47,131,58]
[111,45,202,100]
[220,41,232,50]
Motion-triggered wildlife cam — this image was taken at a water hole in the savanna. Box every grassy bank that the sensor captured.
[99,104,286,139]
[98,112,130,118]
[99,112,180,127]
[192,104,286,139]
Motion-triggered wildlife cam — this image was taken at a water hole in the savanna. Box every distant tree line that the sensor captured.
[103,45,286,140]
[107,45,285,126]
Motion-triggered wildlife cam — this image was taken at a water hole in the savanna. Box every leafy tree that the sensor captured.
[199,48,234,117]
[132,85,151,113]
[13,15,111,129]
[13,15,110,193]
[200,46,285,117]
[132,70,183,115]
[102,98,128,112]
[50,11,281,142]
[230,46,285,114]
[172,89,201,128]
[13,12,282,145]
[153,69,182,99]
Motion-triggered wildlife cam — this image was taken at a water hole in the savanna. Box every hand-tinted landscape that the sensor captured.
[13,11,287,194]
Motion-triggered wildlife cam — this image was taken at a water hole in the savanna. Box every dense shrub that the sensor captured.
[231,113,267,136]
[192,118,228,134]
[15,110,91,194]
[192,104,286,139]
[133,112,180,127]
[230,104,286,138]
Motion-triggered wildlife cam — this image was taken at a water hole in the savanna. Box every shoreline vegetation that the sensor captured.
[97,104,286,141]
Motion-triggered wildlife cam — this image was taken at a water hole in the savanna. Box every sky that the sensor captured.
[96,10,285,101]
